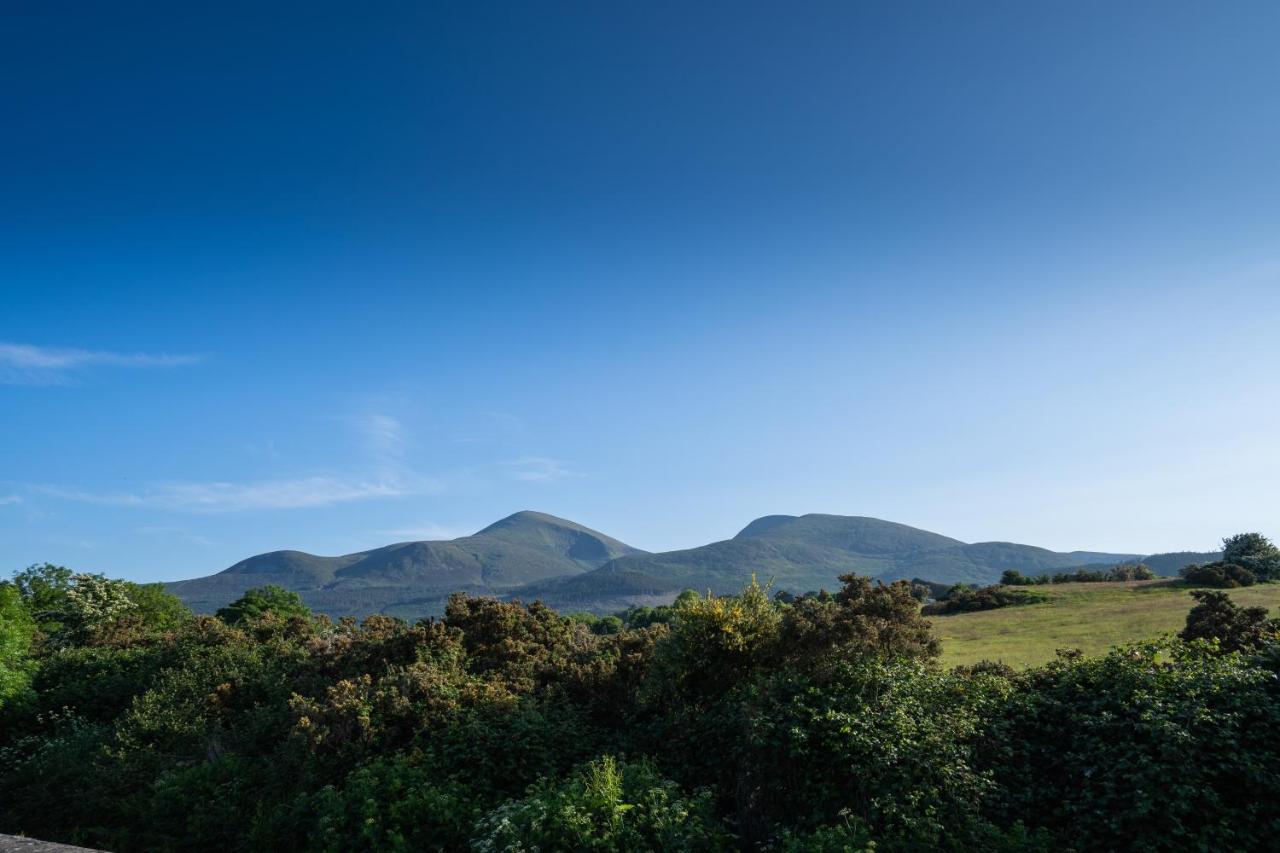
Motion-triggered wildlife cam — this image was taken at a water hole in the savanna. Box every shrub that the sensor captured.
[308,754,484,852]
[981,642,1280,851]
[472,756,732,851]
[921,584,1040,615]
[1180,590,1279,651]
[1180,562,1256,588]
[737,658,1012,847]
[1002,565,1154,586]
[1107,563,1156,581]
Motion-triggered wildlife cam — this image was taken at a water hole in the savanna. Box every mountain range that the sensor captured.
[166,510,1217,619]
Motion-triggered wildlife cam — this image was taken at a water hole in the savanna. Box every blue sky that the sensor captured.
[3,2,1279,583]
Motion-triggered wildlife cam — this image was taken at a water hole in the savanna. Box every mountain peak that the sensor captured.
[734,513,965,553]
[734,515,800,538]
[475,510,589,536]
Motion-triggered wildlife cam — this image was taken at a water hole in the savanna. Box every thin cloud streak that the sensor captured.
[37,475,434,513]
[375,522,476,542]
[0,342,202,385]
[508,456,583,482]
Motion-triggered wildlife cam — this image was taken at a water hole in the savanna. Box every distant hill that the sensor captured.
[166,511,644,620]
[170,510,1213,619]
[512,514,1142,613]
[1056,551,1223,577]
[1124,550,1221,575]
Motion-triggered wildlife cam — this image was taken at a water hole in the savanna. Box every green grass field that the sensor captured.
[933,579,1280,668]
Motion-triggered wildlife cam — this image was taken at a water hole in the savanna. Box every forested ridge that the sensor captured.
[2,532,1280,851]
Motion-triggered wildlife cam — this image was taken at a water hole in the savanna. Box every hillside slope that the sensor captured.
[934,579,1280,668]
[514,514,1142,613]
[166,511,644,619]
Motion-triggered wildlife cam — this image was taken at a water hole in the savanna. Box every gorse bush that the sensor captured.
[1180,589,1279,651]
[1180,561,1257,587]
[473,756,731,852]
[2,547,1279,852]
[921,584,1040,615]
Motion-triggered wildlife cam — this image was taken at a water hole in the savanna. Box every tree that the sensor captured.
[0,583,35,709]
[216,584,311,625]
[1222,533,1280,582]
[28,573,139,649]
[10,563,74,633]
[123,582,191,631]
[1180,590,1279,652]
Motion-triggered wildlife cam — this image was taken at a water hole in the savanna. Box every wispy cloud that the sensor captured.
[0,494,22,506]
[375,522,474,542]
[508,456,583,483]
[27,410,444,514]
[0,342,202,385]
[353,413,407,475]
[135,525,215,547]
[38,475,429,513]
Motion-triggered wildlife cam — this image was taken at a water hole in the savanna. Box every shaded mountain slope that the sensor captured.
[167,511,644,619]
[169,511,1186,619]
[514,514,1141,613]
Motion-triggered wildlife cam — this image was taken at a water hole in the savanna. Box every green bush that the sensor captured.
[0,584,35,711]
[922,584,1041,615]
[1180,589,1279,651]
[472,756,732,852]
[981,641,1280,851]
[1180,561,1256,588]
[308,754,484,852]
[736,658,1011,847]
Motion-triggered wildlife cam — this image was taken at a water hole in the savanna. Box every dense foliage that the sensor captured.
[1000,563,1156,586]
[1180,561,1257,587]
[2,554,1280,851]
[1221,532,1280,581]
[1179,589,1280,651]
[921,583,1042,615]
[1175,533,1280,589]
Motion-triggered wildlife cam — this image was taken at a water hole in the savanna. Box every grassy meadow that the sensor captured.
[933,579,1280,668]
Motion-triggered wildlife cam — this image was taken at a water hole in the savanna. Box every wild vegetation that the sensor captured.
[920,583,1043,615]
[3,537,1280,850]
[1000,564,1157,586]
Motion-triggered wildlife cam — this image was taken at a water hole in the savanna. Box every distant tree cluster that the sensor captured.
[569,588,701,635]
[2,545,1280,851]
[1179,533,1280,588]
[1001,564,1157,586]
